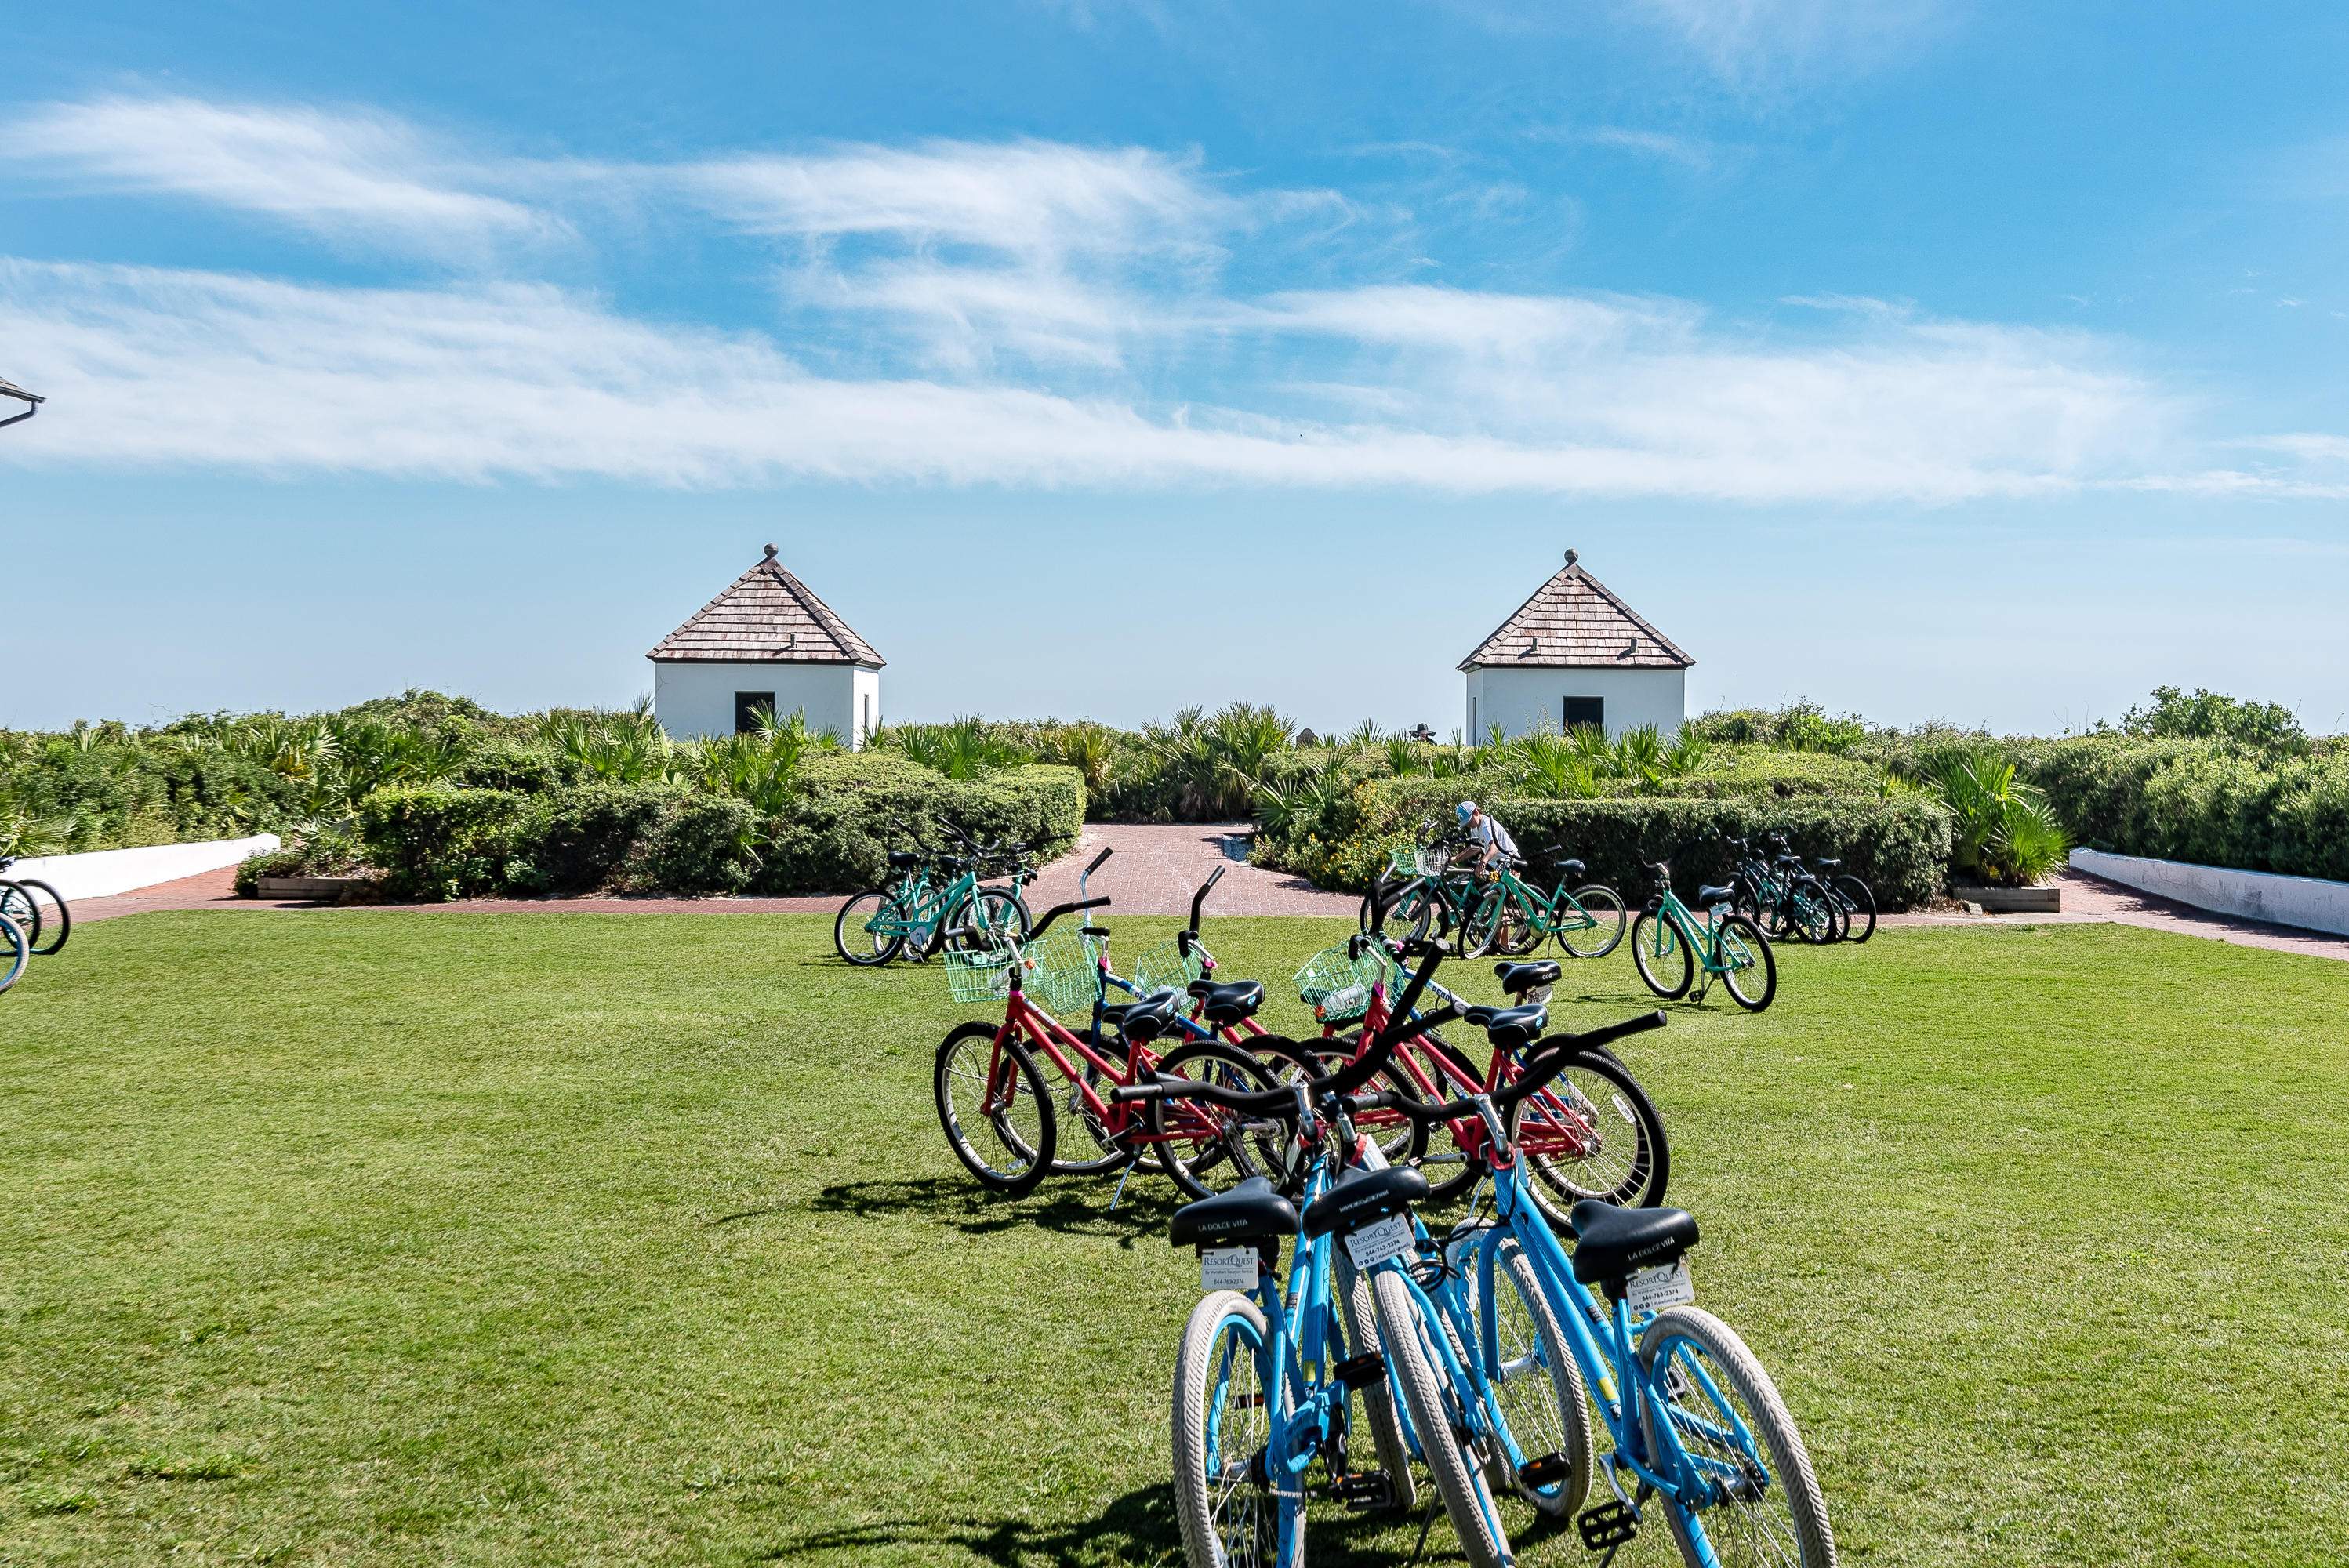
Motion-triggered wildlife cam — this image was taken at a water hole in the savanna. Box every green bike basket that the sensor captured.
[1292,942,1403,1025]
[1131,938,1204,999]
[942,944,1018,1005]
[1023,927,1109,1015]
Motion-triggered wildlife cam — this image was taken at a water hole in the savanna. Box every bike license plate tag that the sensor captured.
[1344,1212,1415,1270]
[1627,1259,1694,1314]
[1200,1247,1258,1290]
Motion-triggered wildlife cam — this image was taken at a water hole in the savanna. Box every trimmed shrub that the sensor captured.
[355,786,539,901]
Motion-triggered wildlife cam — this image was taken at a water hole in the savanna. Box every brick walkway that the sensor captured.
[67,824,1359,924]
[61,839,2349,962]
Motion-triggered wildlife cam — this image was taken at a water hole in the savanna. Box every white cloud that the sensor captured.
[3,96,555,258]
[1626,0,1951,87]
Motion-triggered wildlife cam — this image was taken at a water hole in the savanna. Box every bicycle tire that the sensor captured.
[1369,1265,1512,1568]
[1787,883,1837,946]
[16,880,67,956]
[1171,1289,1290,1568]
[1049,1035,1142,1176]
[934,1022,1055,1196]
[1717,914,1777,1013]
[833,890,906,965]
[1833,875,1876,944]
[1631,909,1694,1000]
[982,884,1035,939]
[1639,1305,1837,1568]
[1554,883,1626,960]
[1483,1236,1593,1517]
[1148,1040,1292,1201]
[0,882,39,954]
[1507,1049,1670,1211]
[0,914,27,994]
[941,888,1026,954]
[1459,880,1506,957]
[1334,1256,1418,1511]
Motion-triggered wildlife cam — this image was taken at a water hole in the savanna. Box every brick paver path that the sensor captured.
[62,840,2349,962]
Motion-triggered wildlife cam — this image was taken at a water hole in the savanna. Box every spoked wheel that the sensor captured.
[1784,884,1837,946]
[1458,882,1505,958]
[1716,914,1777,1013]
[1476,886,1541,957]
[1833,875,1876,944]
[1506,1049,1670,1212]
[1051,1032,1142,1176]
[0,914,27,995]
[1554,884,1626,959]
[1639,1306,1836,1568]
[1365,881,1437,943]
[1334,1256,1417,1511]
[942,888,1028,954]
[1632,910,1694,1000]
[0,882,42,955]
[1479,1236,1593,1518]
[1171,1289,1291,1568]
[1369,1265,1513,1568]
[934,1022,1055,1196]
[833,891,906,965]
[17,880,67,956]
[1148,1040,1292,1200]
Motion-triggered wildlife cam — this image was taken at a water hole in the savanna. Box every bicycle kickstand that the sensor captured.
[1107,1158,1137,1213]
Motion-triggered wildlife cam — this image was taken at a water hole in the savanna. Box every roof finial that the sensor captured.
[1563,548,1578,566]
[763,543,778,560]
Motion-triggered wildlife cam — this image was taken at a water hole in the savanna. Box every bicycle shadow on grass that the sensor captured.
[751,1483,1524,1566]
[808,1175,1185,1247]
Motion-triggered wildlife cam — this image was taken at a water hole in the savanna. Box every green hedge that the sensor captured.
[1258,779,1951,909]
[346,758,1086,901]
[2018,735,2349,884]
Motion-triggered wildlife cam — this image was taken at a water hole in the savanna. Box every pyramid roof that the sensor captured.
[647,546,884,666]
[1458,554,1691,672]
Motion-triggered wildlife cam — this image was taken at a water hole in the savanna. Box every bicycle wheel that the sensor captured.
[1554,884,1626,960]
[1833,875,1875,944]
[980,884,1034,939]
[1631,910,1694,1000]
[1786,884,1836,946]
[1639,1306,1836,1568]
[833,891,905,965]
[0,882,40,954]
[933,1022,1055,1196]
[1508,1050,1670,1211]
[1334,1256,1418,1511]
[16,880,67,956]
[1483,1236,1592,1518]
[942,888,1026,953]
[1369,1266,1512,1568]
[1149,1040,1291,1200]
[1051,1033,1141,1176]
[0,914,27,994]
[1460,881,1507,957]
[1717,914,1777,1013]
[1171,1289,1291,1568]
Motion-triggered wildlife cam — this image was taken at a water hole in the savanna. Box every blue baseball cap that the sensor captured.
[1456,801,1476,823]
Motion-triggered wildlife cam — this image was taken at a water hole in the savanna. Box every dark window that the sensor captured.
[735,691,777,734]
[1563,696,1604,733]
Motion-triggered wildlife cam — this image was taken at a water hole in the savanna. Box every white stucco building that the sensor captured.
[1459,550,1691,740]
[648,545,884,746]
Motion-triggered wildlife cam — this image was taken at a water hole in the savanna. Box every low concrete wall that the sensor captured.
[2071,848,2349,937]
[3,833,281,902]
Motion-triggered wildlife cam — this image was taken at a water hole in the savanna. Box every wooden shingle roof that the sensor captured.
[647,546,884,666]
[1458,552,1691,671]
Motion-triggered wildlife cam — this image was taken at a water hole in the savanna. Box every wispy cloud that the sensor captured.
[3,96,559,260]
[1625,0,1952,89]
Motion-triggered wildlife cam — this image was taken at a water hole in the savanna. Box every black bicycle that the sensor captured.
[1730,835,1839,946]
[0,858,70,957]
[1813,856,1876,943]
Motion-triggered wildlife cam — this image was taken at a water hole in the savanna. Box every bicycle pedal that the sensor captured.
[1516,1450,1573,1490]
[1333,1352,1384,1389]
[1577,1500,1640,1549]
[1329,1471,1396,1512]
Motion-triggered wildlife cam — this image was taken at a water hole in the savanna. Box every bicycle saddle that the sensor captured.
[1171,1176,1299,1249]
[888,850,921,869]
[1813,858,1842,870]
[1102,989,1182,1041]
[1302,1164,1430,1240]
[1185,978,1265,1025]
[1569,1200,1700,1287]
[1461,1002,1545,1049]
[1494,960,1560,996]
[1695,884,1737,907]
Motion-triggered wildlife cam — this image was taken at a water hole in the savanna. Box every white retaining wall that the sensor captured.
[3,833,282,902]
[2070,848,2349,937]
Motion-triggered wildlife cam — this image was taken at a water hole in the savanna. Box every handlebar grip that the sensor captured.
[1110,1080,1167,1104]
[1086,846,1113,877]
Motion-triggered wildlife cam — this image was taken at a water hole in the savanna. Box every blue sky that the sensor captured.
[5,1,2347,735]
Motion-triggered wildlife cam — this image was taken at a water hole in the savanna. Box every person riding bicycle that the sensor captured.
[1457,800,1518,877]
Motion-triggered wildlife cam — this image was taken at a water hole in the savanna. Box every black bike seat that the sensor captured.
[1171,1176,1300,1248]
[1695,884,1737,907]
[1556,858,1585,877]
[1102,989,1182,1041]
[1301,1164,1431,1240]
[1186,978,1265,1025]
[888,850,921,869]
[1494,960,1560,996]
[1570,1200,1701,1286]
[1814,858,1842,870]
[1461,1002,1545,1049]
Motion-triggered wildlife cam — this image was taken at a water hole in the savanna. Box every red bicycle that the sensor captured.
[1298,932,1670,1218]
[931,884,1316,1201]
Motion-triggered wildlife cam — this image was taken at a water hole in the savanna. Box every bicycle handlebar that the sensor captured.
[1348,1010,1668,1123]
[1085,845,1113,878]
[1026,896,1111,941]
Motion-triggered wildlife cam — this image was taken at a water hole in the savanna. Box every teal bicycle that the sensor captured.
[1628,855,1777,1012]
[1468,844,1628,960]
[833,818,1034,965]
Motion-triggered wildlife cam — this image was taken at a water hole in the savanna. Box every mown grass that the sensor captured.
[2,912,2344,1566]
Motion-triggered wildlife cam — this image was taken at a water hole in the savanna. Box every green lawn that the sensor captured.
[3,912,2345,1566]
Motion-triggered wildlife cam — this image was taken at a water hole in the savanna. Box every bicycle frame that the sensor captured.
[1643,890,1746,1000]
[1480,862,1610,945]
[979,975,1237,1158]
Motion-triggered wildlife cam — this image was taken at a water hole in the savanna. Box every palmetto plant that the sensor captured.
[1148,701,1294,819]
[1510,731,1600,800]
[1920,751,2071,885]
[882,714,1026,780]
[677,710,836,816]
[1034,722,1115,797]
[538,700,673,786]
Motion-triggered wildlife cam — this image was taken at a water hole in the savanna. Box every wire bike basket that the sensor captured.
[942,945,1018,1005]
[1293,942,1404,1025]
[1131,938,1204,999]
